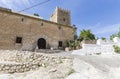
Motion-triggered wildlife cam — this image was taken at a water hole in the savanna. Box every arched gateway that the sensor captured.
[37,38,46,49]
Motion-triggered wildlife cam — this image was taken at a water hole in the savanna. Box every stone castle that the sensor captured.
[0,7,76,51]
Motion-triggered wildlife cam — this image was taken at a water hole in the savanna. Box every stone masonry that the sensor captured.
[0,50,72,73]
[0,7,76,50]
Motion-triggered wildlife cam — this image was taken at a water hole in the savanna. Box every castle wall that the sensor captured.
[0,9,76,50]
[50,8,58,23]
[57,8,71,26]
[50,7,71,26]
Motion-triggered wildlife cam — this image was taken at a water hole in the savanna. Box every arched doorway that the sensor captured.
[37,38,46,49]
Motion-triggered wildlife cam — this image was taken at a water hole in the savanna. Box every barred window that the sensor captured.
[58,41,62,47]
[16,37,22,43]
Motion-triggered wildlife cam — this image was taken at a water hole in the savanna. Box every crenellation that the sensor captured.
[50,7,71,26]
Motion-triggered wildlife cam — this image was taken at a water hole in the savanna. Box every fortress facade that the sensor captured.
[0,7,76,51]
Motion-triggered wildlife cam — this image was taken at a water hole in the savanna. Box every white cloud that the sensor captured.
[90,23,120,38]
[93,23,119,35]
[77,23,120,38]
[0,0,30,10]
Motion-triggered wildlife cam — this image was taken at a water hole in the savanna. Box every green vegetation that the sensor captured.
[113,45,120,53]
[79,29,95,41]
[110,29,120,40]
[65,29,97,50]
[34,13,39,16]
[65,29,96,50]
[58,60,63,64]
[95,52,101,55]
[67,69,75,75]
[110,34,117,40]
[66,40,81,50]
[101,37,106,41]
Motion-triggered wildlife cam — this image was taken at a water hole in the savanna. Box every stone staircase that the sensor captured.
[35,49,64,53]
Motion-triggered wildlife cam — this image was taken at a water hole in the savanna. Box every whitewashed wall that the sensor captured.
[72,37,120,55]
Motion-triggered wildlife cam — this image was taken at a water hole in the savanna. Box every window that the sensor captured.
[58,41,62,47]
[58,26,61,30]
[21,18,24,22]
[41,23,43,26]
[63,18,66,22]
[16,37,22,44]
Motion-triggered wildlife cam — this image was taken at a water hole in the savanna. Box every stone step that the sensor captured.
[35,49,64,53]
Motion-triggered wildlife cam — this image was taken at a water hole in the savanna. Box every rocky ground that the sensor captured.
[0,50,120,79]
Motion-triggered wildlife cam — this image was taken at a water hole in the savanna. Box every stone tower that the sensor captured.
[50,7,71,26]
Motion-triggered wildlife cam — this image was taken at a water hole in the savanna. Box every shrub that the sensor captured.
[65,40,81,50]
[95,52,101,55]
[34,13,39,16]
[67,69,75,75]
[113,45,120,53]
[79,29,95,41]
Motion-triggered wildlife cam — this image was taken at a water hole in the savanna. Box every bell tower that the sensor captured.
[50,7,71,26]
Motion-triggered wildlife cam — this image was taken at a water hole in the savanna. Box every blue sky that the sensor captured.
[0,0,120,39]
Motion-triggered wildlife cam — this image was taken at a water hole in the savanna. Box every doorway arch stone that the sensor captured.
[37,38,46,49]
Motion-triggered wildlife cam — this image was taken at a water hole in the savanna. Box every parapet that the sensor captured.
[0,7,11,12]
[56,6,70,14]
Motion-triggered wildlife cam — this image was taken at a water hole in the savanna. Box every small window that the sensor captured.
[41,23,43,26]
[63,18,66,22]
[58,41,62,47]
[16,37,22,44]
[58,26,61,30]
[21,18,24,22]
